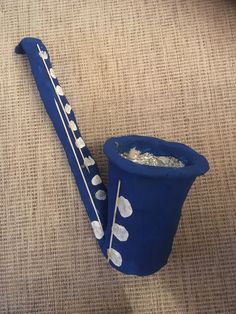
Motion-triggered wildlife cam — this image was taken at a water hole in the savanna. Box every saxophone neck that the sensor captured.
[16,37,108,244]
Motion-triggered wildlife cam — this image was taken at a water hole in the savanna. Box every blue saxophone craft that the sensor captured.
[16,38,209,276]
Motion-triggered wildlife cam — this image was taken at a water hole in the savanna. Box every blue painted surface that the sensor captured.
[16,37,209,276]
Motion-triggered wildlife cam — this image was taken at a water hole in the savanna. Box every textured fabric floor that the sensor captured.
[0,0,235,313]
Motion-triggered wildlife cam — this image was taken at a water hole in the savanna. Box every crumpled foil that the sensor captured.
[120,148,185,168]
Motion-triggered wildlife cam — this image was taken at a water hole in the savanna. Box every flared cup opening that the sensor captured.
[103,135,209,178]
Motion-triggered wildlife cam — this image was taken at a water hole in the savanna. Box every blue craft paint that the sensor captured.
[16,38,209,276]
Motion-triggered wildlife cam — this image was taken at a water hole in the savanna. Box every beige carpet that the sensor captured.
[0,0,235,313]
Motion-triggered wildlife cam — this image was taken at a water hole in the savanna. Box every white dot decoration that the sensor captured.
[113,223,129,242]
[107,248,122,267]
[49,68,56,79]
[64,103,72,114]
[75,137,85,149]
[39,50,48,60]
[91,175,102,186]
[95,190,106,201]
[55,85,64,96]
[69,121,77,131]
[89,156,95,165]
[84,156,95,167]
[91,221,104,240]
[118,196,133,218]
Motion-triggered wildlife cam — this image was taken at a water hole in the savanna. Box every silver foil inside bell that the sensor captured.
[120,148,185,168]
